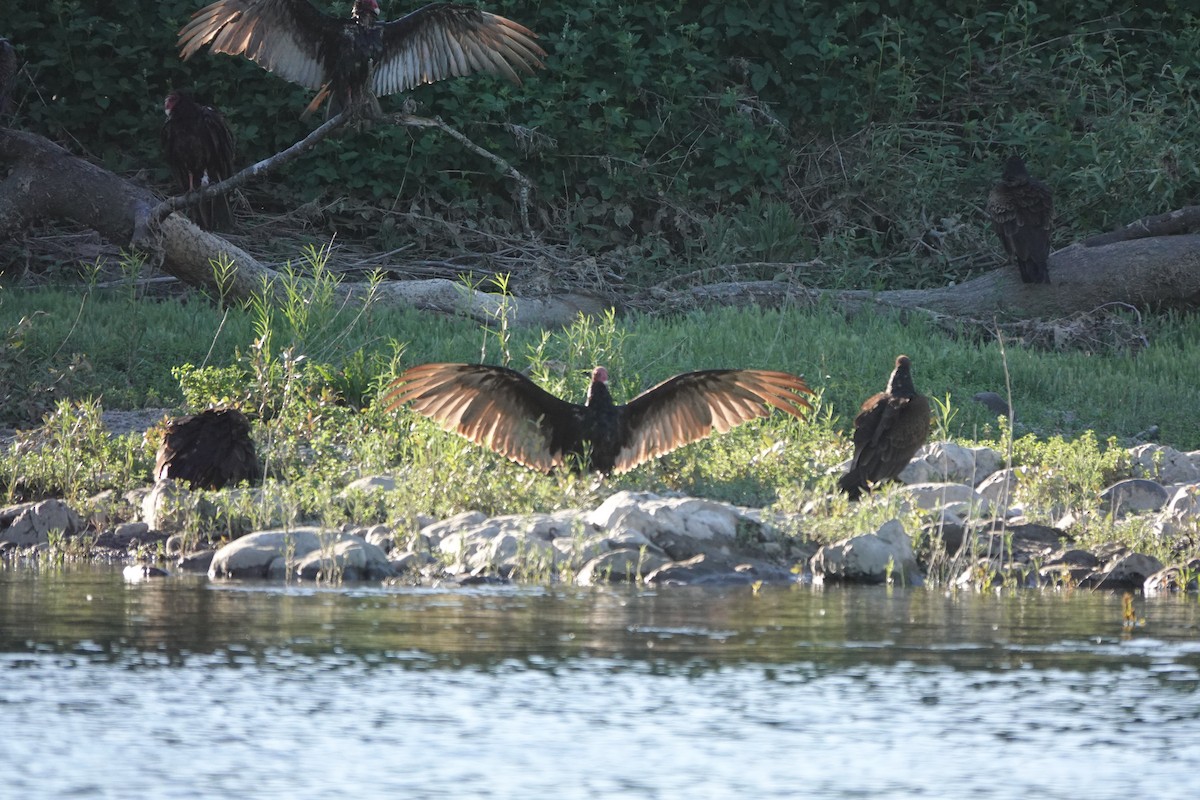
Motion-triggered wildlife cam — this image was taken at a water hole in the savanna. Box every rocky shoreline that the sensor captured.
[2,441,1198,595]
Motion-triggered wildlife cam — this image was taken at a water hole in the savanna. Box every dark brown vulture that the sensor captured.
[0,38,17,117]
[838,355,931,501]
[161,90,237,230]
[155,409,262,490]
[385,363,814,475]
[986,155,1053,284]
[177,0,545,118]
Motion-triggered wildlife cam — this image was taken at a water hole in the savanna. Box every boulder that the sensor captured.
[1099,479,1169,516]
[0,499,85,546]
[1127,444,1200,484]
[1144,559,1200,595]
[1084,552,1165,591]
[209,528,325,579]
[586,491,747,560]
[576,548,666,585]
[900,442,1003,486]
[1164,485,1200,519]
[898,482,987,513]
[810,519,923,585]
[294,537,395,581]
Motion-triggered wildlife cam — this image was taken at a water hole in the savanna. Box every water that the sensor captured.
[1,566,1198,798]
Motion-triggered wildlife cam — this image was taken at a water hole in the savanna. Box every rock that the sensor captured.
[123,564,169,580]
[340,474,397,494]
[810,519,923,585]
[1084,552,1165,591]
[587,491,747,560]
[975,467,1030,508]
[900,442,1003,486]
[1099,479,1169,515]
[390,551,436,574]
[419,510,489,543]
[1127,444,1200,484]
[1164,485,1200,518]
[972,391,1015,421]
[898,482,987,513]
[0,499,85,546]
[209,528,325,579]
[435,511,582,575]
[177,549,217,573]
[1039,549,1100,586]
[293,537,395,581]
[644,554,794,586]
[94,521,154,549]
[576,548,665,585]
[1144,559,1200,595]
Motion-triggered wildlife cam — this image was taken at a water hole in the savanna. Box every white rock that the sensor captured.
[975,467,1030,508]
[0,499,84,546]
[294,536,395,581]
[1128,444,1200,484]
[810,519,923,585]
[1164,484,1200,519]
[901,442,1003,487]
[209,528,325,579]
[898,482,987,513]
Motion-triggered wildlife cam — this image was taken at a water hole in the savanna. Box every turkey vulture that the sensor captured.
[838,355,930,501]
[0,38,16,117]
[155,409,262,490]
[161,90,237,230]
[385,363,814,475]
[986,155,1053,284]
[177,0,546,118]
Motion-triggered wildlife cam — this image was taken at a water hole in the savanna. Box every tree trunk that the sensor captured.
[3,127,1200,326]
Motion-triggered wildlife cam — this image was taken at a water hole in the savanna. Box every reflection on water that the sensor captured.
[1,565,1198,798]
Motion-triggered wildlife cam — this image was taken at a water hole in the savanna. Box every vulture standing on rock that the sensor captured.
[838,355,930,501]
[161,90,237,230]
[177,0,546,118]
[386,363,814,475]
[155,409,262,490]
[986,155,1054,284]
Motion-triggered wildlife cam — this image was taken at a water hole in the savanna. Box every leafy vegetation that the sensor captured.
[4,2,1199,287]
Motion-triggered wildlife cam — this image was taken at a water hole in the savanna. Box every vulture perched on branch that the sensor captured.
[161,90,237,230]
[987,155,1054,284]
[177,0,546,118]
[155,409,262,490]
[386,363,814,475]
[838,355,930,501]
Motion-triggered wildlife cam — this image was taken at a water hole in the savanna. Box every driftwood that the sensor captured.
[3,125,1200,326]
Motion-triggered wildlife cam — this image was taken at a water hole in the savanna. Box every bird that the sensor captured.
[0,38,17,117]
[986,155,1053,284]
[155,409,262,490]
[385,363,814,475]
[177,0,546,119]
[161,90,237,230]
[838,355,931,501]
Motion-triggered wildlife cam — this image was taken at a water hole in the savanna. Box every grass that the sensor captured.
[2,280,1198,556]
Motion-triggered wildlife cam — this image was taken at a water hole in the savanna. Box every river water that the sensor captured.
[1,565,1197,798]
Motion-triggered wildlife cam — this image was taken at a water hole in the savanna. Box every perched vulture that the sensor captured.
[0,38,17,116]
[161,90,237,230]
[155,409,261,490]
[838,355,930,501]
[177,0,546,118]
[986,155,1053,284]
[385,363,814,475]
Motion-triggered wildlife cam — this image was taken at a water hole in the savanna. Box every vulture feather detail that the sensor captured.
[177,0,545,117]
[386,363,813,475]
[155,409,261,490]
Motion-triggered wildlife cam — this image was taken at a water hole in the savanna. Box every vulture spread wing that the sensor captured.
[838,356,930,500]
[155,409,262,490]
[385,363,579,473]
[612,370,813,474]
[375,4,545,95]
[986,156,1053,284]
[178,0,337,91]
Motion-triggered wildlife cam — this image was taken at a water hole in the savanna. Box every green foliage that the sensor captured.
[6,2,1198,284]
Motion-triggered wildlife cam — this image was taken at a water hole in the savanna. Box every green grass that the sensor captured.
[1,282,1198,571]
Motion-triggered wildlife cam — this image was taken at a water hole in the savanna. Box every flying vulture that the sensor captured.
[385,363,814,475]
[161,90,237,230]
[986,155,1054,284]
[155,409,262,490]
[838,355,930,501]
[177,0,546,118]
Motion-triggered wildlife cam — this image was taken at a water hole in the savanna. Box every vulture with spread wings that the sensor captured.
[178,0,545,117]
[386,363,813,475]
